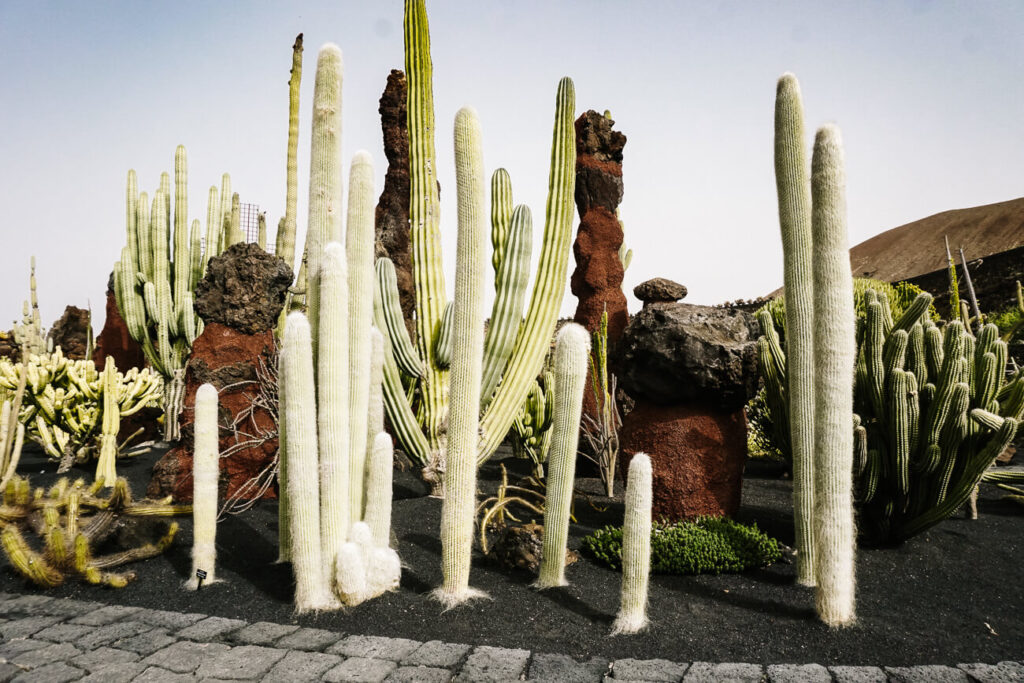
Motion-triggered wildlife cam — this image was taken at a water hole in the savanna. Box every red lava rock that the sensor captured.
[619,400,747,522]
[93,275,146,372]
[148,323,278,502]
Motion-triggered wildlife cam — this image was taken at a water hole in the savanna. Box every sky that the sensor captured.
[2,1,1023,332]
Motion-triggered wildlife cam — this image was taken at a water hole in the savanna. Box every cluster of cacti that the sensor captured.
[114,145,233,441]
[277,43,399,613]
[509,371,554,478]
[185,383,220,590]
[535,323,590,590]
[0,475,187,588]
[374,0,577,491]
[0,349,162,482]
[12,257,49,357]
[611,453,652,635]
[0,381,27,491]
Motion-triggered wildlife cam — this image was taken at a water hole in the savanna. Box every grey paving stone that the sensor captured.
[141,640,232,673]
[385,666,453,682]
[324,657,399,683]
[455,645,530,682]
[0,616,62,640]
[133,609,205,630]
[328,635,423,661]
[69,604,141,626]
[131,666,199,682]
[9,662,83,683]
[0,662,19,683]
[829,666,888,683]
[958,661,1024,683]
[77,662,148,683]
[10,642,82,669]
[402,640,471,668]
[274,626,345,651]
[194,644,289,679]
[110,627,177,655]
[175,615,247,641]
[74,619,151,649]
[886,665,970,682]
[228,620,301,646]
[265,650,344,681]
[0,638,50,659]
[684,662,765,683]
[529,653,611,682]
[610,657,688,681]
[0,595,54,616]
[33,622,94,643]
[767,663,831,682]
[70,645,140,672]
[42,599,104,617]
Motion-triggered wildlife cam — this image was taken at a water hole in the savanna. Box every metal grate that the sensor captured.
[240,202,261,244]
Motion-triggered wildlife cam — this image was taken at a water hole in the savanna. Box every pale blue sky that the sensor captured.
[2,1,1023,330]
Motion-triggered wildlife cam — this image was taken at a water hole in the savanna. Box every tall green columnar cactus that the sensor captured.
[114,146,223,441]
[612,452,652,635]
[379,0,576,490]
[303,44,344,362]
[774,73,816,587]
[317,242,351,576]
[536,323,590,589]
[810,124,857,627]
[347,151,375,523]
[186,383,220,590]
[275,33,304,274]
[434,107,489,608]
[281,312,336,613]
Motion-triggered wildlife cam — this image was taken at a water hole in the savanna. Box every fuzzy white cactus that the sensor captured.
[282,312,336,613]
[185,382,220,590]
[535,322,591,589]
[810,124,857,627]
[433,106,489,609]
[318,242,351,577]
[335,521,401,606]
[611,453,652,635]
[367,329,385,452]
[276,356,290,564]
[363,432,395,548]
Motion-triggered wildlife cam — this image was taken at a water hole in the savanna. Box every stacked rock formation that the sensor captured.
[148,242,292,501]
[616,280,759,520]
[46,306,92,360]
[374,70,416,339]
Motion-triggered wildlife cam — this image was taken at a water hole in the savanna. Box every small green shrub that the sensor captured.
[582,516,781,575]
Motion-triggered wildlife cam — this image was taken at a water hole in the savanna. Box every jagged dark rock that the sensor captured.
[46,306,91,360]
[194,242,292,335]
[634,278,687,304]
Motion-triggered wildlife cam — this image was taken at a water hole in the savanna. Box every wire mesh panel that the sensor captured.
[240,203,260,244]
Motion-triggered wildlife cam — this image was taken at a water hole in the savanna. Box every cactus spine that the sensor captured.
[774,73,816,587]
[810,124,856,627]
[536,323,590,589]
[186,383,220,589]
[434,107,489,608]
[612,452,652,635]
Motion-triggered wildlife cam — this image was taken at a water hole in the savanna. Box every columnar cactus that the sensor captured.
[275,33,303,275]
[95,361,120,486]
[611,452,652,635]
[185,383,220,590]
[810,124,857,627]
[536,323,590,589]
[434,106,489,608]
[774,73,816,586]
[376,0,576,491]
[363,432,394,548]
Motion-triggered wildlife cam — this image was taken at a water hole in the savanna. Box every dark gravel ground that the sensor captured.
[1,444,1022,666]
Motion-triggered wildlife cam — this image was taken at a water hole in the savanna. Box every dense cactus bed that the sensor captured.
[1,445,1021,665]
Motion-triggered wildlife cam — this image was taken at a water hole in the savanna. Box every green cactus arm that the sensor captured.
[433,301,453,368]
[172,145,191,311]
[257,213,267,251]
[882,329,909,375]
[974,352,999,409]
[405,0,448,455]
[907,323,927,390]
[216,174,232,257]
[135,191,152,283]
[480,204,533,407]
[202,186,221,276]
[477,76,576,464]
[864,300,887,419]
[611,452,652,635]
[375,258,425,378]
[188,220,203,291]
[346,151,375,525]
[126,171,140,271]
[490,168,513,280]
[434,106,488,608]
[887,369,911,500]
[891,292,932,333]
[275,34,303,273]
[225,193,242,248]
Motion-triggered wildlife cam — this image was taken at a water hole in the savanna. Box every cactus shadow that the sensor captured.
[214,514,294,603]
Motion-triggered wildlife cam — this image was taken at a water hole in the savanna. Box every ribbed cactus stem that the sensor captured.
[810,124,856,627]
[276,33,303,273]
[367,329,385,449]
[277,351,290,563]
[536,323,590,589]
[433,106,488,608]
[95,362,119,486]
[186,383,220,589]
[774,73,816,586]
[347,151,375,523]
[611,452,652,635]
[305,43,344,365]
[173,145,190,308]
[317,243,351,575]
[282,312,336,613]
[363,432,394,548]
